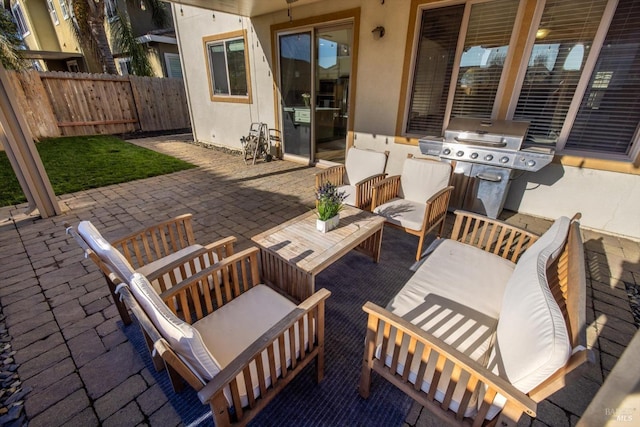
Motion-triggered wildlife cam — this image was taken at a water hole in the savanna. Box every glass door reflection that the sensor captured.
[279,32,312,159]
[315,26,352,163]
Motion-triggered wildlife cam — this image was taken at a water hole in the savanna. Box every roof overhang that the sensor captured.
[136,34,178,45]
[169,0,322,17]
[19,50,84,61]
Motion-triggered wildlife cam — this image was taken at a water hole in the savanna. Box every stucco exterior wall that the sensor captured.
[174,6,275,149]
[174,1,640,239]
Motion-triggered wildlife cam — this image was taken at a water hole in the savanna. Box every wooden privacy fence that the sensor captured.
[6,70,191,139]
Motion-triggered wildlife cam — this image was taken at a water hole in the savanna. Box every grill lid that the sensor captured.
[444,118,530,151]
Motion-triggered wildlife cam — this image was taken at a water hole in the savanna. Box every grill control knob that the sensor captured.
[484,154,494,161]
[500,156,510,164]
[470,152,479,159]
[526,160,536,167]
[456,150,464,157]
[442,148,451,155]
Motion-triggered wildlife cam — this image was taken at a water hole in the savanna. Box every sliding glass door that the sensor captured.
[278,23,352,163]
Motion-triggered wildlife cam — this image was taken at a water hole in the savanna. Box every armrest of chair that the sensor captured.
[145,236,237,284]
[159,247,262,323]
[353,173,388,210]
[421,186,454,235]
[450,210,540,263]
[315,165,346,188]
[197,288,331,422]
[111,214,197,268]
[361,302,537,425]
[370,175,401,212]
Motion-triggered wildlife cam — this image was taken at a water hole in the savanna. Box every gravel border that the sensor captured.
[0,306,29,427]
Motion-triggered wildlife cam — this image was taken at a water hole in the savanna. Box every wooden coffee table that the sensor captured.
[251,205,385,302]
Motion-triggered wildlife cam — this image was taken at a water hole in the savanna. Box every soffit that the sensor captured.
[170,0,322,17]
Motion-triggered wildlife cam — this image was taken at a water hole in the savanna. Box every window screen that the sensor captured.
[514,0,608,147]
[566,0,640,155]
[406,5,464,135]
[451,0,519,119]
[207,38,247,97]
[406,0,518,135]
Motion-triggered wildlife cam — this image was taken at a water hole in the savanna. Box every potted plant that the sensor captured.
[315,182,347,233]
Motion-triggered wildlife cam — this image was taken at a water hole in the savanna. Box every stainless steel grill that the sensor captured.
[419,118,554,219]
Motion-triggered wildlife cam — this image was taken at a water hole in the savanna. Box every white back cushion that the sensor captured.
[345,147,387,185]
[77,221,136,283]
[129,273,221,382]
[399,158,450,203]
[492,216,571,393]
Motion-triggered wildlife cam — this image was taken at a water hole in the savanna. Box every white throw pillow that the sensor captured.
[129,273,221,382]
[77,221,136,283]
[491,216,571,393]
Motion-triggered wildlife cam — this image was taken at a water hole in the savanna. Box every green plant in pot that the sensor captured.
[315,182,347,232]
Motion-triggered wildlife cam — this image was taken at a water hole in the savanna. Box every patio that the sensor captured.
[0,134,638,426]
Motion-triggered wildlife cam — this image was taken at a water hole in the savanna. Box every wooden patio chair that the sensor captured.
[359,211,590,426]
[65,214,235,325]
[371,154,453,260]
[315,147,389,210]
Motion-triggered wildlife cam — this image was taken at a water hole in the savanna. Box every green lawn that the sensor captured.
[0,135,197,207]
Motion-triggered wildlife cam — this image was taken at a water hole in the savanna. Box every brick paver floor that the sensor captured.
[0,134,638,426]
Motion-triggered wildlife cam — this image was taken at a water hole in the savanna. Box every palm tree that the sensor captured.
[70,0,170,76]
[71,0,118,74]
[111,0,170,77]
[0,8,25,70]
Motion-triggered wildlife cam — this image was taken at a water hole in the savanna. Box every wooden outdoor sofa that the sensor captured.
[360,210,590,426]
[66,215,331,426]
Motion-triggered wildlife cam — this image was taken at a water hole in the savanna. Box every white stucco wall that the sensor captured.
[174,6,275,150]
[174,1,640,240]
[506,165,640,238]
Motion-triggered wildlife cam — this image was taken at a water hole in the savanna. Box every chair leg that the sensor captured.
[359,362,373,399]
[416,233,426,261]
[211,393,232,427]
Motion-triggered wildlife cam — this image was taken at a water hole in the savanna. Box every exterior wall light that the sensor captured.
[372,26,385,39]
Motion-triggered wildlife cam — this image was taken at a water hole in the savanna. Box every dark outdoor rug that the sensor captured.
[122,226,423,427]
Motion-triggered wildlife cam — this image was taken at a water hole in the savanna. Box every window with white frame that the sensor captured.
[105,0,118,21]
[204,31,251,102]
[11,3,30,37]
[164,53,183,79]
[46,0,59,25]
[58,0,70,20]
[117,58,132,75]
[406,0,520,135]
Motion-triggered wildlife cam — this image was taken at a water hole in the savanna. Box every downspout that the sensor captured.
[172,3,197,142]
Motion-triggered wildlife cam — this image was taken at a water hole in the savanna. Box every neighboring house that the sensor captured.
[172,0,640,239]
[106,0,182,78]
[8,0,86,72]
[7,0,181,77]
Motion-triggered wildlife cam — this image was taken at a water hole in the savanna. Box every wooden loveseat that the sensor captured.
[67,219,331,426]
[359,210,589,426]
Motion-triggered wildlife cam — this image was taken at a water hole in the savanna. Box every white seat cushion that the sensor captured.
[77,221,136,283]
[344,147,387,185]
[373,198,425,231]
[193,285,303,407]
[382,239,515,416]
[129,273,222,382]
